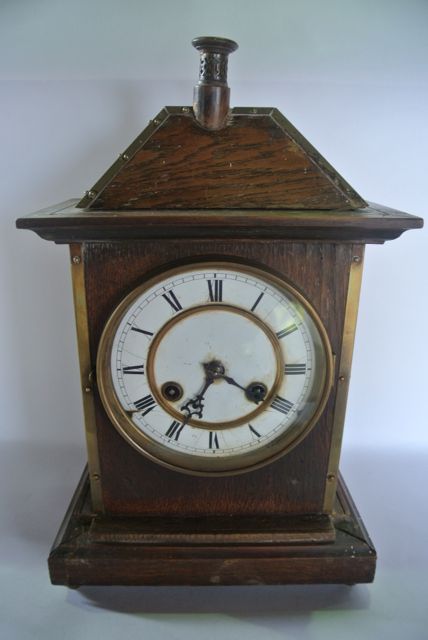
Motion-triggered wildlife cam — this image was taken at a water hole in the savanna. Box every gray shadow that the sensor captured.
[73,583,369,616]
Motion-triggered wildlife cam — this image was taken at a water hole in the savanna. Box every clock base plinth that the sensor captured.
[48,469,376,587]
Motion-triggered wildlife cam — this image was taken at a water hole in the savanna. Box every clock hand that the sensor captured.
[218,374,247,392]
[216,373,268,404]
[180,367,216,423]
[179,359,234,423]
[179,360,268,425]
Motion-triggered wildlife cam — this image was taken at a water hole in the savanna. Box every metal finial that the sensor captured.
[192,36,238,130]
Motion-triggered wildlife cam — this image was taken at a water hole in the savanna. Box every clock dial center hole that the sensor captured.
[204,359,226,379]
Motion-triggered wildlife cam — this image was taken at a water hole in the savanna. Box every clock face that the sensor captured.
[97,261,333,475]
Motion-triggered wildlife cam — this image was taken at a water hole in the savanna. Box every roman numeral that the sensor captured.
[284,363,306,375]
[251,291,264,312]
[162,290,182,312]
[209,432,219,449]
[249,424,261,438]
[276,324,298,339]
[122,364,145,375]
[208,279,223,302]
[131,327,153,336]
[165,420,185,441]
[134,394,157,416]
[271,395,294,415]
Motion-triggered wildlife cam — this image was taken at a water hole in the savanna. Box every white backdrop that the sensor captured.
[1,1,427,639]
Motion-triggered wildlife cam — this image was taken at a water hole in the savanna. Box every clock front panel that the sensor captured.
[84,239,354,516]
[97,262,332,475]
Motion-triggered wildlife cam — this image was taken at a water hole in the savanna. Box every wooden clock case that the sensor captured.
[16,38,422,587]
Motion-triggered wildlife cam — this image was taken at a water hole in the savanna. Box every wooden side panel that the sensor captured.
[89,115,360,210]
[84,240,352,516]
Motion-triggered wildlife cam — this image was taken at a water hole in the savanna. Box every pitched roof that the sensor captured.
[78,107,366,211]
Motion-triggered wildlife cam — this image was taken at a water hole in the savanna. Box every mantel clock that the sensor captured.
[17,37,423,587]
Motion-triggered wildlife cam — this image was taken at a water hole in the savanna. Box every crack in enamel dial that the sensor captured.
[96,262,333,476]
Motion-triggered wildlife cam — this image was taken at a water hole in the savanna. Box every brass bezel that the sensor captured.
[97,260,334,476]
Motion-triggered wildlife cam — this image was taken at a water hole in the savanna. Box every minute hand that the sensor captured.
[180,374,214,424]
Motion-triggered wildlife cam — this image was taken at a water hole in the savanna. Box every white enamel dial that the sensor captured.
[97,262,333,475]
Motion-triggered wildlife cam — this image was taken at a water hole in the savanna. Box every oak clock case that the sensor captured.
[96,261,333,475]
[16,36,423,587]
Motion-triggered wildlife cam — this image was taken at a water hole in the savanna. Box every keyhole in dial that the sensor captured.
[245,382,267,404]
[161,381,184,402]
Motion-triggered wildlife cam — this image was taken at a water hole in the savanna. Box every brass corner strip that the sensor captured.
[76,107,171,209]
[323,246,365,512]
[69,243,104,513]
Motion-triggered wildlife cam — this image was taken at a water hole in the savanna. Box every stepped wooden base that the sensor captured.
[49,469,376,587]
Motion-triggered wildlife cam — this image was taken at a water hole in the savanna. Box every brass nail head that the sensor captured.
[352,256,361,264]
[92,473,100,481]
[338,375,346,383]
[84,386,92,394]
[72,255,81,265]
[327,473,336,482]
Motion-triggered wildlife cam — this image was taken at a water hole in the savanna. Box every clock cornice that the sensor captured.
[16,198,423,244]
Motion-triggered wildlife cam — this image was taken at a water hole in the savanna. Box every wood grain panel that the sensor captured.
[90,115,359,210]
[83,240,353,517]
